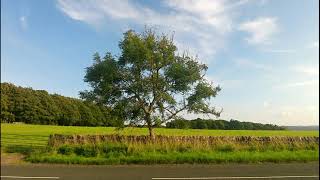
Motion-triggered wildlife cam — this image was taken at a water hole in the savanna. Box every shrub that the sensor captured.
[58,146,73,155]
[101,143,128,154]
[177,146,192,152]
[74,146,98,157]
[216,145,236,152]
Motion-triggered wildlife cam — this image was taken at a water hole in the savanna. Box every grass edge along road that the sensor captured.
[27,150,319,165]
[1,123,319,165]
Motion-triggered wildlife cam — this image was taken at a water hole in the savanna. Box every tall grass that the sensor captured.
[27,134,319,165]
[48,134,319,152]
[27,141,319,164]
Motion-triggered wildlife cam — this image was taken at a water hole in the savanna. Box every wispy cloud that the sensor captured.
[277,105,319,125]
[259,0,269,6]
[293,66,319,76]
[205,74,243,89]
[19,16,28,29]
[57,0,142,24]
[274,79,319,88]
[313,41,319,48]
[263,101,270,108]
[234,58,271,70]
[262,49,295,53]
[285,80,318,87]
[56,0,252,62]
[239,17,278,45]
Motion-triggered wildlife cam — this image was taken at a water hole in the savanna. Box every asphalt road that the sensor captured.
[1,162,319,180]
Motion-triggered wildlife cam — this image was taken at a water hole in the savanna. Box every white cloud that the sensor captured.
[263,101,270,108]
[205,75,243,89]
[263,49,295,53]
[216,103,319,126]
[56,0,250,62]
[276,79,319,88]
[57,0,142,24]
[20,16,28,29]
[287,80,319,87]
[313,41,319,48]
[239,17,278,45]
[277,105,319,125]
[293,66,319,76]
[259,0,269,6]
[234,58,271,70]
[271,65,319,90]
[164,0,236,34]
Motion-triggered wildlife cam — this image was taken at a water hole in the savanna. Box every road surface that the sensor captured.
[1,162,319,180]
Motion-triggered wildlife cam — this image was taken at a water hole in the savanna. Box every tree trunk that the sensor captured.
[145,114,155,139]
[148,125,155,139]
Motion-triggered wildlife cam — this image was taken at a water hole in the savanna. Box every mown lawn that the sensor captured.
[1,123,318,148]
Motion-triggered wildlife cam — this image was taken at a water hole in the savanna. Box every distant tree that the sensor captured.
[191,118,208,129]
[0,82,120,126]
[229,119,244,130]
[1,90,14,123]
[166,118,285,130]
[80,29,222,138]
[166,118,190,129]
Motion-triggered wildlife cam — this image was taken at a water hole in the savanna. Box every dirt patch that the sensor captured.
[1,153,26,165]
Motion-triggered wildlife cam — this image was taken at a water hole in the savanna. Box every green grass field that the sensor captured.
[1,123,319,164]
[1,123,318,148]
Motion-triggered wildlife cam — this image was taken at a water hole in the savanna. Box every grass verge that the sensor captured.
[27,150,319,165]
[25,141,319,165]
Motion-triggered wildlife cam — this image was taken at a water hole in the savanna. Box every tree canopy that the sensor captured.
[0,82,120,126]
[166,118,285,130]
[80,29,222,137]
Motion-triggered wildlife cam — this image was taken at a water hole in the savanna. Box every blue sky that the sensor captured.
[1,0,319,126]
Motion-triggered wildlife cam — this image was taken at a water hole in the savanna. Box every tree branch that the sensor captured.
[163,103,188,121]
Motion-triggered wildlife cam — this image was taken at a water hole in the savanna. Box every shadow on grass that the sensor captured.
[3,145,44,155]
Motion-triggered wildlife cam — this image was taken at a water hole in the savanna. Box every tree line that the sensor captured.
[1,83,121,126]
[166,118,285,130]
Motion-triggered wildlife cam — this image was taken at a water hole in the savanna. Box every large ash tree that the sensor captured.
[80,29,222,138]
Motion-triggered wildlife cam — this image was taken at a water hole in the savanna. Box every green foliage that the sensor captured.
[102,143,128,154]
[57,143,128,157]
[166,118,285,130]
[81,28,222,137]
[27,150,319,165]
[3,145,35,155]
[52,140,317,156]
[27,141,319,165]
[216,145,236,152]
[0,83,122,126]
[58,145,73,155]
[74,145,98,157]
